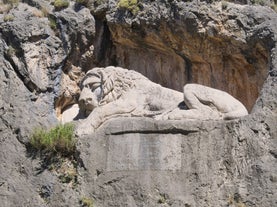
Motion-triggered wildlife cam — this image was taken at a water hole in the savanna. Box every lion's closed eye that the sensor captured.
[86,83,101,91]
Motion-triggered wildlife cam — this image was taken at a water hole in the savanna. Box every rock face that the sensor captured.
[106,1,276,111]
[0,0,276,206]
[79,115,277,207]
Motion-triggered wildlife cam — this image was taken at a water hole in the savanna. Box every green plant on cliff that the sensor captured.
[48,16,57,31]
[271,3,277,12]
[253,0,266,6]
[3,0,19,6]
[228,194,247,207]
[80,197,94,207]
[30,123,76,156]
[3,14,14,21]
[118,0,139,15]
[53,0,69,11]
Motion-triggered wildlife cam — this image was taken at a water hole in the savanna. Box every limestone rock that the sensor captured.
[74,66,249,137]
[105,1,277,112]
[0,0,276,206]
[78,115,277,207]
[0,2,95,206]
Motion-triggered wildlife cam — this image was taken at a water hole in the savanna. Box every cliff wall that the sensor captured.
[0,0,276,206]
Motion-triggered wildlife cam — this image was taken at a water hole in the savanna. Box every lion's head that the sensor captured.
[78,66,147,116]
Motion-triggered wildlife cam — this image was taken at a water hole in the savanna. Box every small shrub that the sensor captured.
[118,0,139,15]
[157,195,166,204]
[253,0,266,6]
[48,16,57,31]
[30,123,76,156]
[271,3,277,12]
[6,46,16,56]
[3,14,14,22]
[3,0,19,6]
[228,195,247,207]
[80,197,94,207]
[54,0,69,11]
[58,160,78,185]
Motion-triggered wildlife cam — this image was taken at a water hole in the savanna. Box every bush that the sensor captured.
[253,0,266,6]
[118,0,139,15]
[54,0,69,11]
[271,3,277,12]
[80,197,94,207]
[30,123,76,155]
[3,14,14,22]
[3,0,19,6]
[48,16,57,31]
[6,45,16,56]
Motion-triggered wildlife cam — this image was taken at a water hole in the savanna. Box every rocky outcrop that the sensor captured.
[0,2,95,206]
[78,115,277,206]
[105,1,277,111]
[0,0,276,206]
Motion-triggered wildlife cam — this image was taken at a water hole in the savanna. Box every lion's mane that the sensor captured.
[84,66,148,106]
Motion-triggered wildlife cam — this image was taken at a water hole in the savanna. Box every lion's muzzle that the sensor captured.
[78,87,99,114]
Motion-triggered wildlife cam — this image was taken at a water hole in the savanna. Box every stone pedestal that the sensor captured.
[78,117,276,207]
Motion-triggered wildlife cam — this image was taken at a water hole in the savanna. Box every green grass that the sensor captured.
[3,14,14,21]
[30,123,76,156]
[48,16,57,31]
[54,0,69,10]
[118,0,139,15]
[6,46,16,56]
[253,0,266,6]
[271,3,277,12]
[3,0,19,6]
[80,197,94,207]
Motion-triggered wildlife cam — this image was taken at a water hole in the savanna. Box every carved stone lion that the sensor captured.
[76,66,184,135]
[76,66,248,135]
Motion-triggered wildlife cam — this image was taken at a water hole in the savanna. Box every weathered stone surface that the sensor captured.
[1,3,64,92]
[105,1,277,112]
[78,115,277,207]
[0,0,276,206]
[74,66,248,136]
[75,66,185,135]
[0,2,95,206]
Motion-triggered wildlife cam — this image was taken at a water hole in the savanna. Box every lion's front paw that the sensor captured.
[154,113,169,120]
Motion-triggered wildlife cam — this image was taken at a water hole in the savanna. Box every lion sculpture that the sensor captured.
[75,66,248,135]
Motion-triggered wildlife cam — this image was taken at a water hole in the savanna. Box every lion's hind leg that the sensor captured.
[183,84,205,110]
[223,108,248,120]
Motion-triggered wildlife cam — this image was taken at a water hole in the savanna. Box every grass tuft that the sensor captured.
[3,14,14,21]
[53,0,69,11]
[80,197,94,207]
[30,123,76,156]
[118,0,139,15]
